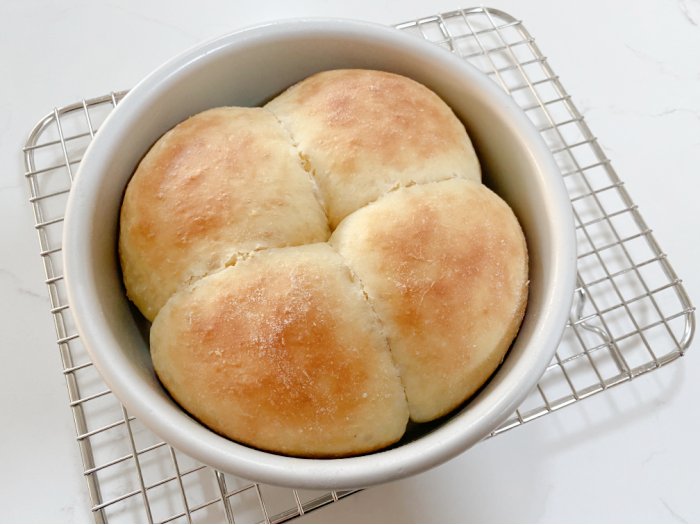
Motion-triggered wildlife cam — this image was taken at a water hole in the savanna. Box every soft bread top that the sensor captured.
[150,243,409,458]
[119,107,330,321]
[266,69,481,229]
[330,179,529,423]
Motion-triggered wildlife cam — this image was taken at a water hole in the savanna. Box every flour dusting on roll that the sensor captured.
[151,243,409,458]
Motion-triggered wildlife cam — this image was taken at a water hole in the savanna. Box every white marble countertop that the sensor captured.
[1,1,699,522]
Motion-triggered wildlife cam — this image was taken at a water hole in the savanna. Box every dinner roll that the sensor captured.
[120,69,531,457]
[330,179,528,423]
[150,243,409,458]
[119,107,330,321]
[265,69,481,229]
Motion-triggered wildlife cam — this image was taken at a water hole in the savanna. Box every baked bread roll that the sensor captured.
[119,107,330,321]
[265,69,481,229]
[120,70,530,458]
[150,243,409,458]
[329,179,528,423]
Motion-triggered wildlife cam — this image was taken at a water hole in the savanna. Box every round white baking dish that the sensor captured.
[63,18,576,490]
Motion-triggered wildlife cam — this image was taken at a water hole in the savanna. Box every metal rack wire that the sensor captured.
[22,6,694,524]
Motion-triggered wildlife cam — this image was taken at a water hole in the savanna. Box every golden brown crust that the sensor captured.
[330,179,528,422]
[120,72,530,456]
[119,107,330,321]
[150,244,409,458]
[266,69,481,229]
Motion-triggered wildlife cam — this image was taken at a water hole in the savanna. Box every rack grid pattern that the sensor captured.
[22,7,694,524]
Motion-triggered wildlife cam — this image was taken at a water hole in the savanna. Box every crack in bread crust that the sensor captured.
[262,106,331,224]
[330,246,410,409]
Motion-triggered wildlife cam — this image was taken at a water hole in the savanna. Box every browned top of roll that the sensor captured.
[330,179,528,422]
[119,107,330,321]
[150,243,409,458]
[266,69,481,229]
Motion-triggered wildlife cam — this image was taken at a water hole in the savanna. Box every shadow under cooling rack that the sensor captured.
[22,6,694,524]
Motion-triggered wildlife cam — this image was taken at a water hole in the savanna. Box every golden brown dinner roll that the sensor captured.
[150,243,409,458]
[330,179,528,423]
[265,69,481,229]
[119,107,330,321]
[119,69,531,457]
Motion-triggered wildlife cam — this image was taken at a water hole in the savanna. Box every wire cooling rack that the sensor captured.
[22,6,695,524]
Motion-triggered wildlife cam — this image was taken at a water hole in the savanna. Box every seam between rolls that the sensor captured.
[156,238,332,321]
[262,107,331,228]
[163,246,272,309]
[349,174,462,216]
[223,246,271,267]
[330,245,410,408]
